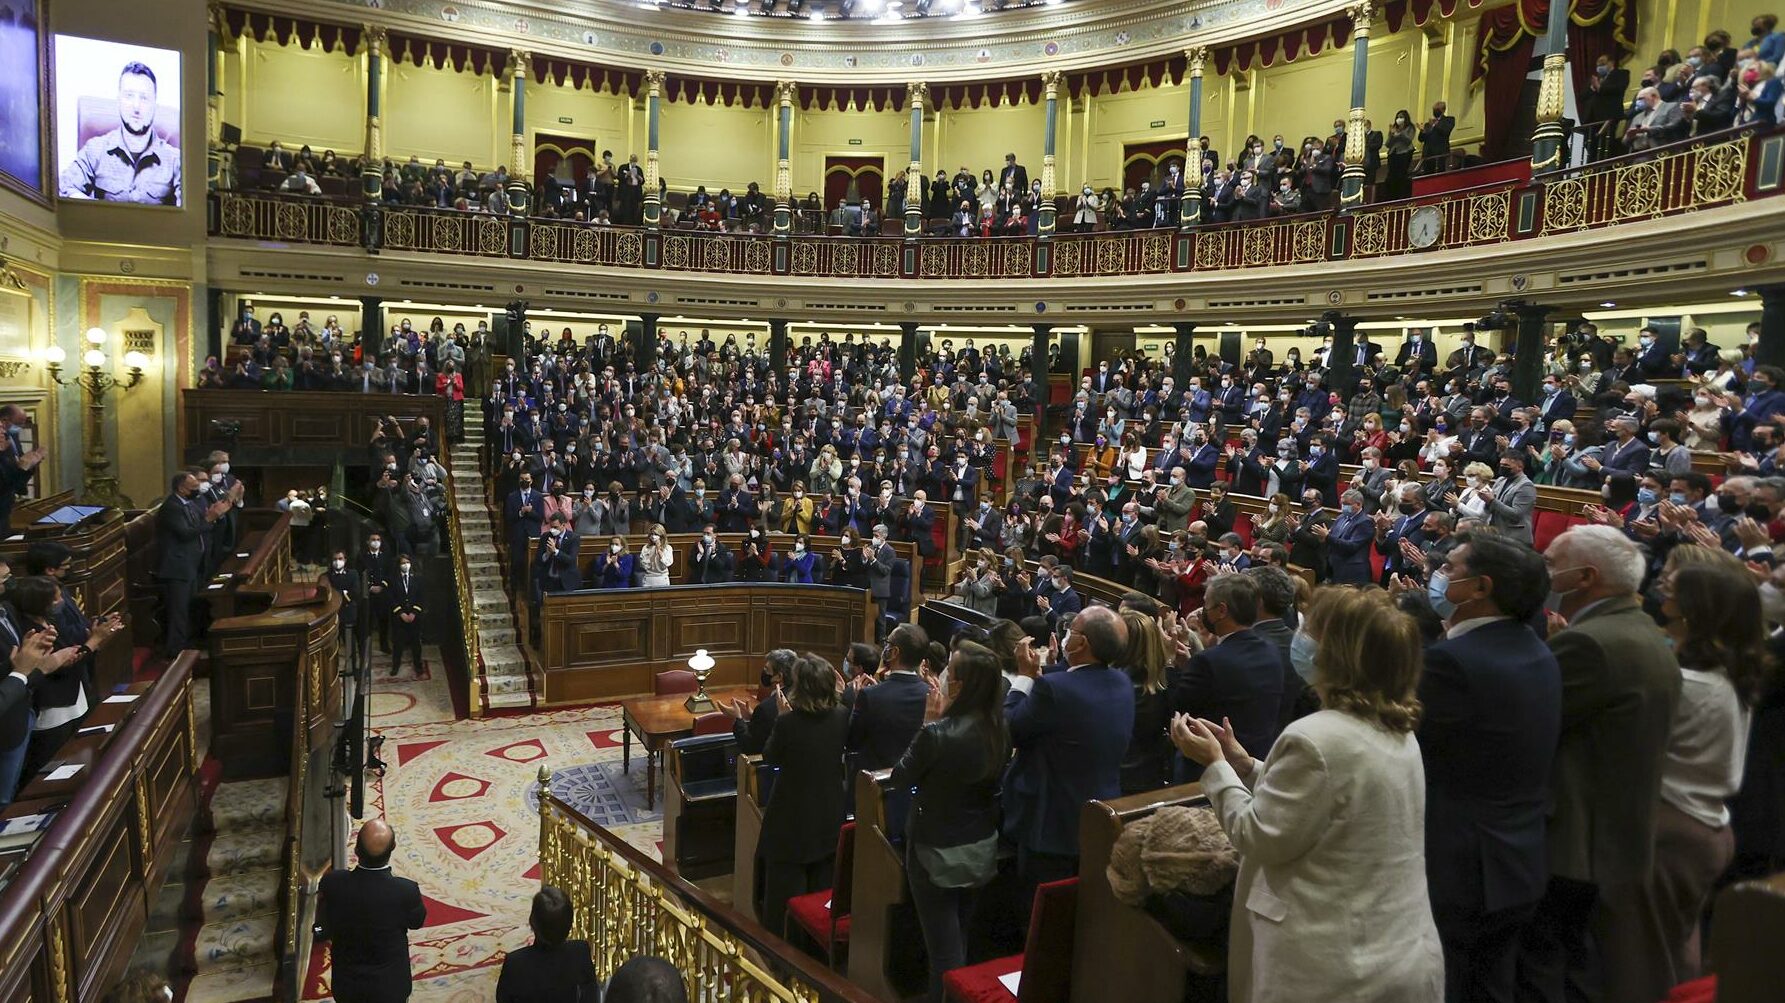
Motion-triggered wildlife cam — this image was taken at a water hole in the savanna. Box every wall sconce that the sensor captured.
[43,328,145,509]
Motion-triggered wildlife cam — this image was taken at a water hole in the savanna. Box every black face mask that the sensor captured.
[1716,492,1739,512]
[1745,502,1774,523]
[1398,501,1420,515]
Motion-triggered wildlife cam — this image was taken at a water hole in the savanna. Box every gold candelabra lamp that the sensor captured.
[684,648,717,713]
[44,328,147,509]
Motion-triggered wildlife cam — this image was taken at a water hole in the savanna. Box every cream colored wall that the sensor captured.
[239,295,363,336]
[238,41,363,153]
[1634,0,1776,60]
[1082,82,1211,191]
[659,100,774,193]
[790,105,906,200]
[523,82,636,165]
[936,101,1044,189]
[384,62,499,167]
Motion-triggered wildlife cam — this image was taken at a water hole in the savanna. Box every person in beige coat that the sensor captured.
[1171,586,1443,1003]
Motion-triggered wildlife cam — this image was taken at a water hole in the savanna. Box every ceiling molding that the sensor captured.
[233,0,1358,84]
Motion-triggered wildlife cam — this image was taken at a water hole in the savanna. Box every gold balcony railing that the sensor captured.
[537,766,880,1003]
[206,123,1783,279]
[443,465,484,718]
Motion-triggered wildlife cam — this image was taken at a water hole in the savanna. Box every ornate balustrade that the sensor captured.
[537,770,879,1003]
[207,125,1782,281]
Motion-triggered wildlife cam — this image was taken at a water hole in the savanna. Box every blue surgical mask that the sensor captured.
[1427,571,1458,619]
[1289,629,1319,683]
[1637,487,1659,506]
[1668,491,1687,506]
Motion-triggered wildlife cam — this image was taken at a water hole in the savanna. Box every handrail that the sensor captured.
[537,766,881,1003]
[443,463,484,718]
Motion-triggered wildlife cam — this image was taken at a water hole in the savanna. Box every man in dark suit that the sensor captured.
[867,525,897,623]
[1322,489,1375,585]
[1000,153,1028,195]
[326,550,368,675]
[1419,535,1561,1003]
[687,525,736,584]
[0,406,45,535]
[1536,374,1577,433]
[1517,526,1680,1003]
[1395,329,1439,377]
[846,623,930,773]
[1419,101,1456,173]
[1004,606,1135,912]
[961,498,1003,553]
[504,474,544,589]
[388,555,425,678]
[1035,565,1082,628]
[1079,499,1117,580]
[1374,484,1430,585]
[360,531,396,655]
[318,819,427,1003]
[1593,418,1651,481]
[155,471,236,658]
[1170,574,1286,780]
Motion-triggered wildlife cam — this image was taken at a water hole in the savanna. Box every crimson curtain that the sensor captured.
[1471,0,1638,159]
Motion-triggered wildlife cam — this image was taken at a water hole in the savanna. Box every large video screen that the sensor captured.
[53,34,181,206]
[0,0,43,197]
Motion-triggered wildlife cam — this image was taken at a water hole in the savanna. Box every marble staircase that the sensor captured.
[448,424,535,711]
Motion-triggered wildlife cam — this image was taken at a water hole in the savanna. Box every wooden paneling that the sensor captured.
[179,389,445,466]
[538,584,872,706]
[208,584,342,780]
[0,506,133,695]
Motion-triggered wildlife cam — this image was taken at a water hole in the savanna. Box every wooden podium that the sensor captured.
[0,492,133,693]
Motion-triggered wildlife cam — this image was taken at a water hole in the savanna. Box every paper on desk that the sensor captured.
[77,723,115,736]
[999,971,1022,995]
[207,583,225,590]
[44,765,83,782]
[103,693,138,704]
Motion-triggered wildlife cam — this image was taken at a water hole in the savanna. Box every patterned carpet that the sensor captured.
[302,670,663,1002]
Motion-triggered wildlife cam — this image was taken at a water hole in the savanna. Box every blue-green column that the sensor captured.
[643,70,664,229]
[1180,49,1207,230]
[904,82,926,238]
[773,80,795,236]
[1339,4,1373,208]
[1038,71,1060,238]
[361,27,385,199]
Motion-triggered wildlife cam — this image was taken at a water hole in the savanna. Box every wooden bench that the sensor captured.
[1071,785,1224,1003]
[731,753,770,925]
[847,768,928,1002]
[1708,871,1785,1002]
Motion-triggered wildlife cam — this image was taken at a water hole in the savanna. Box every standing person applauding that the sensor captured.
[1170,587,1443,1003]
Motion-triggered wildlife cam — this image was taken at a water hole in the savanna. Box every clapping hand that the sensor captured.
[920,667,948,723]
[1168,713,1224,768]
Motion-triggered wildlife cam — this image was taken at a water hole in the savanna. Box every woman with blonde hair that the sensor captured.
[1253,493,1293,546]
[636,523,675,587]
[808,444,844,495]
[1169,586,1443,1002]
[1452,461,1497,521]
[1119,607,1173,794]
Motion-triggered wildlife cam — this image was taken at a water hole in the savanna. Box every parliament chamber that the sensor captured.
[4,0,1785,1000]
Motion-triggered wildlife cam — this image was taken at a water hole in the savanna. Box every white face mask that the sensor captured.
[332,559,345,571]
[611,544,623,554]
[369,542,381,552]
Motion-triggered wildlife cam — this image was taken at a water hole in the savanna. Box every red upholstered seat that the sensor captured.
[654,669,698,695]
[785,822,856,967]
[691,712,731,736]
[928,518,948,571]
[1532,510,1584,553]
[944,877,1077,1003]
[1234,512,1254,548]
[1662,976,1715,1003]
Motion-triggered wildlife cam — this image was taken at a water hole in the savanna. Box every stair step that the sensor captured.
[487,690,535,709]
[191,868,283,925]
[193,913,280,973]
[185,960,279,1003]
[487,673,532,694]
[205,830,283,876]
[481,627,517,646]
[207,777,289,832]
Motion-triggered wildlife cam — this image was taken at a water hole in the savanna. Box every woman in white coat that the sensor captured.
[1170,586,1443,1003]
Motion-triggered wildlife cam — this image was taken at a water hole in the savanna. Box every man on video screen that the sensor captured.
[58,60,180,205]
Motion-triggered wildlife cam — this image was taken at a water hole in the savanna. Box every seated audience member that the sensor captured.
[495,886,596,1003]
[1170,586,1444,1001]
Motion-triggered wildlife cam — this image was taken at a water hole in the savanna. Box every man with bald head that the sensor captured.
[318,819,427,1002]
[1002,604,1136,915]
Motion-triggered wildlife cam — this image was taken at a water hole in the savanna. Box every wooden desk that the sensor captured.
[12,681,154,802]
[620,686,756,811]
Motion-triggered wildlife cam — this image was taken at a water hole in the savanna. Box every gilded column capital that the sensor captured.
[207,2,227,33]
[643,69,666,94]
[775,79,797,106]
[1348,2,1375,37]
[1185,47,1210,77]
[363,25,387,56]
[1041,70,1063,98]
[907,80,929,106]
[509,50,530,80]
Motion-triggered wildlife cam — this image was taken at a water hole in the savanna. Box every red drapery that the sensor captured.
[222,9,362,55]
[385,32,508,76]
[1470,0,1638,157]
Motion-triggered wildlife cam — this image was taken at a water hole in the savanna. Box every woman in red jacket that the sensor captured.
[436,361,466,441]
